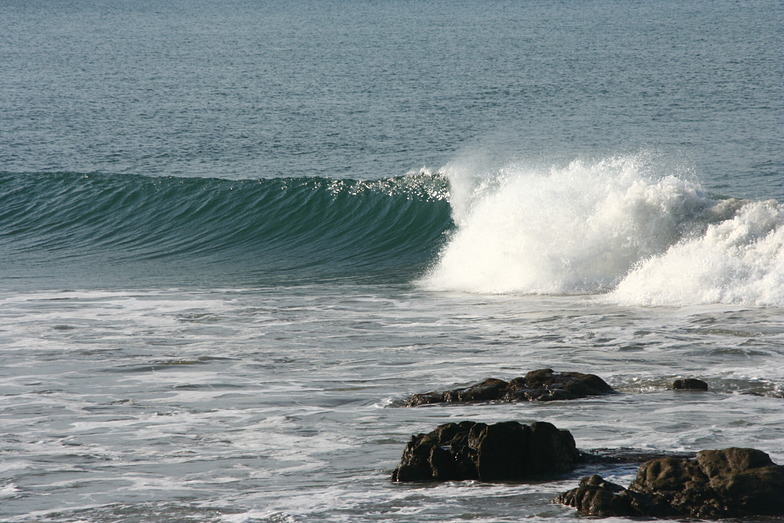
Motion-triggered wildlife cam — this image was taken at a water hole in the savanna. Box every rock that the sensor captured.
[405,369,613,406]
[673,378,709,391]
[556,475,629,517]
[555,475,674,518]
[391,420,579,482]
[505,369,614,401]
[633,448,784,518]
[558,448,784,519]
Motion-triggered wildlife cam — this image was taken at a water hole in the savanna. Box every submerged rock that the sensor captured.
[672,378,709,391]
[391,420,579,482]
[557,447,784,519]
[578,448,695,465]
[405,369,614,406]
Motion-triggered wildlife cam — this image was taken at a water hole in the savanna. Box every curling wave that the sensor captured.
[0,171,452,283]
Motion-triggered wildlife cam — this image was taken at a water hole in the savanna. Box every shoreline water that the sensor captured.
[1,284,782,521]
[2,0,781,519]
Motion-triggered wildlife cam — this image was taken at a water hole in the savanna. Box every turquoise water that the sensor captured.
[1,1,782,521]
[0,172,451,287]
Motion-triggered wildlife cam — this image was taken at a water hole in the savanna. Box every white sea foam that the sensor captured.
[424,154,709,294]
[422,154,783,306]
[611,199,784,306]
[0,483,20,498]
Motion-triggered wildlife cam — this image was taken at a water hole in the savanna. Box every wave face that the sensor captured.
[421,154,784,306]
[3,159,782,305]
[0,172,452,284]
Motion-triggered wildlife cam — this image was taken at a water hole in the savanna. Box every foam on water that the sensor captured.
[611,199,784,306]
[423,154,783,306]
[1,284,782,522]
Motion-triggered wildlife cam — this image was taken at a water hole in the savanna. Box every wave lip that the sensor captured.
[421,154,783,306]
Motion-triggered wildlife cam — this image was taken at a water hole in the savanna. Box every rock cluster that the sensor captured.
[557,447,784,519]
[405,368,614,406]
[390,369,783,520]
[392,420,579,482]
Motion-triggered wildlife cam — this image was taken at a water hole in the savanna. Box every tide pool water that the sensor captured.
[1,0,782,521]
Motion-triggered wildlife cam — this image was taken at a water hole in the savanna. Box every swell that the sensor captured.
[0,172,452,283]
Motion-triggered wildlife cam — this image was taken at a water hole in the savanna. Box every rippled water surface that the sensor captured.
[2,287,782,521]
[1,0,782,520]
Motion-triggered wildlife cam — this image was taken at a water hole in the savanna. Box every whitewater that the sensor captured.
[425,154,784,306]
[1,0,782,521]
[2,155,783,522]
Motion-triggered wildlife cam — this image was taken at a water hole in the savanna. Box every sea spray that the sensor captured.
[422,155,715,294]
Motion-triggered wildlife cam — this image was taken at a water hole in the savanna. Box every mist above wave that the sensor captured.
[421,154,783,306]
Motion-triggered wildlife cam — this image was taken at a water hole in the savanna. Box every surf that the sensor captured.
[420,153,783,306]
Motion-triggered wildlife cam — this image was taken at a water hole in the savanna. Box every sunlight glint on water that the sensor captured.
[0,0,782,521]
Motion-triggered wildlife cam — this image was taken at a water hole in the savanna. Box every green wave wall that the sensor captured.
[0,172,453,286]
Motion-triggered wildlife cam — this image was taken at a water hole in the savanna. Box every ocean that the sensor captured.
[1,0,782,521]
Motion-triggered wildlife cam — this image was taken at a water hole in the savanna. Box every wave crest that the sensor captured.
[421,154,783,306]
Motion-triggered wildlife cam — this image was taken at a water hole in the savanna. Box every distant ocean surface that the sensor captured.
[1,1,782,522]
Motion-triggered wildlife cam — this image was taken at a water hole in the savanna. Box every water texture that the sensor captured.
[1,0,782,521]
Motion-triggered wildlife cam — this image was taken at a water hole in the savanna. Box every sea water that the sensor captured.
[1,1,782,521]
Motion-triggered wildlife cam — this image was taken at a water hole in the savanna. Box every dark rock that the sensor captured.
[556,475,632,517]
[506,368,614,401]
[391,421,478,482]
[445,377,509,402]
[407,378,510,406]
[633,448,784,518]
[673,378,709,391]
[391,420,579,482]
[555,474,675,518]
[405,369,613,406]
[558,448,784,519]
[404,390,445,406]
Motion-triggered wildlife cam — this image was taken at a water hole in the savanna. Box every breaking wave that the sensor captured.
[421,154,783,306]
[2,154,782,305]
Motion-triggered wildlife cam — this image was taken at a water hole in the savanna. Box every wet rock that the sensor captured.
[405,369,613,406]
[505,368,614,401]
[391,420,579,482]
[558,448,784,519]
[555,474,675,518]
[672,378,709,391]
[408,378,510,405]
